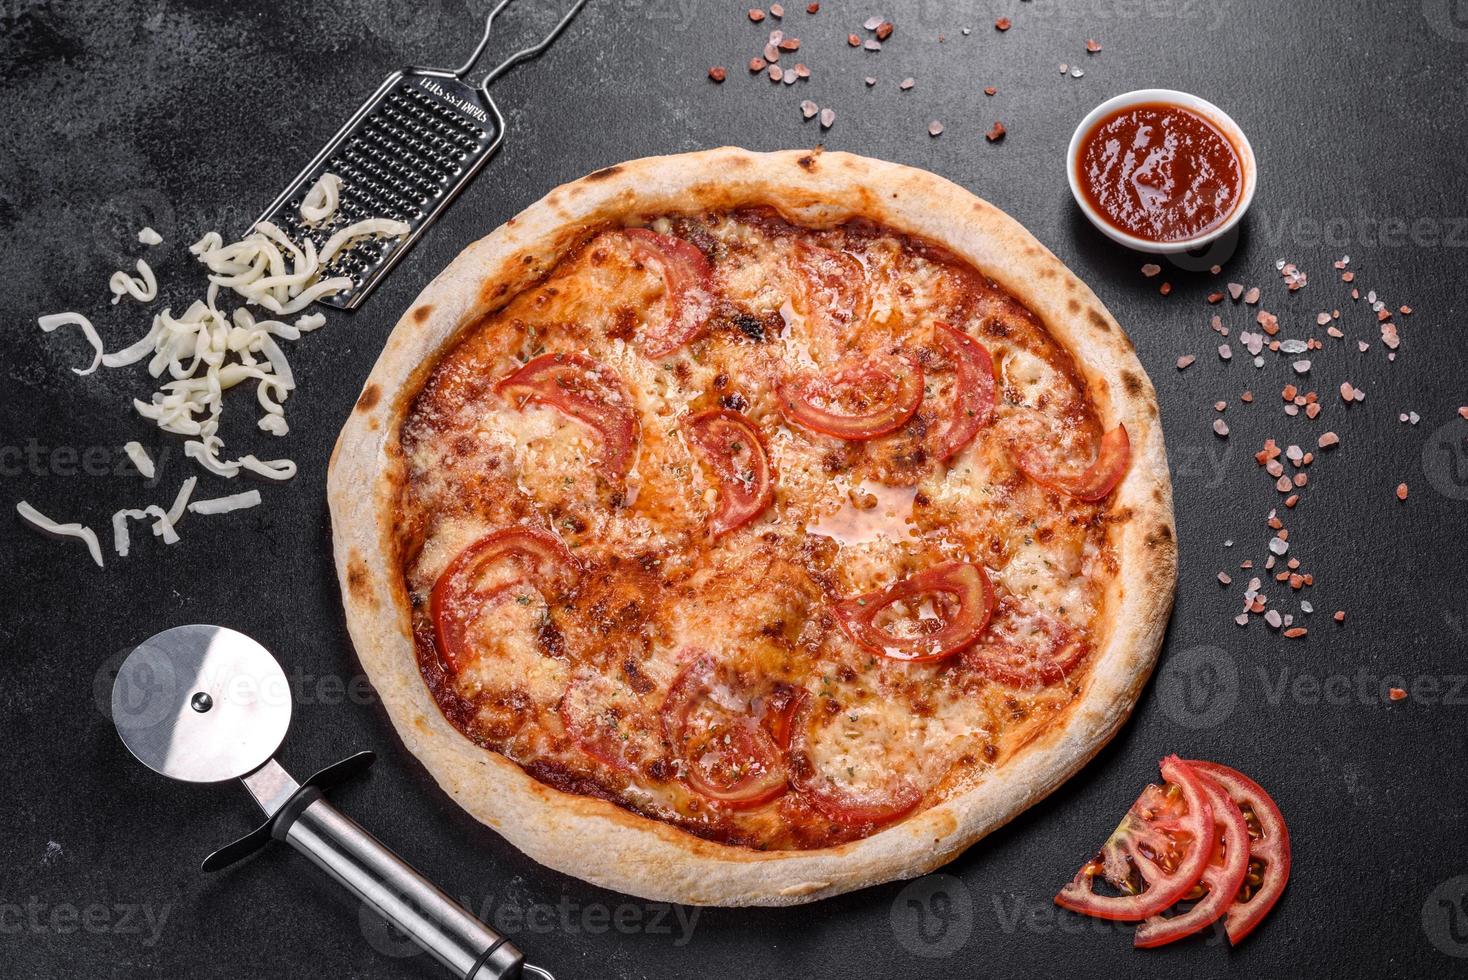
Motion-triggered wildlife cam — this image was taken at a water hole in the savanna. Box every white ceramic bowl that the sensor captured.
[1066,89,1257,254]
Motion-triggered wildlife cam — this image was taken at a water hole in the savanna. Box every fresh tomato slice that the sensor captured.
[835,561,996,662]
[430,527,576,674]
[960,594,1089,688]
[929,322,997,462]
[560,670,664,776]
[787,691,923,826]
[1055,756,1216,921]
[622,227,714,358]
[757,683,804,752]
[495,352,640,479]
[1183,760,1291,945]
[1133,768,1251,948]
[777,352,924,440]
[683,409,775,536]
[793,240,870,332]
[661,654,788,808]
[1015,423,1131,502]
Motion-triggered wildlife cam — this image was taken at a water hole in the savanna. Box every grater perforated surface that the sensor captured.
[255,71,504,310]
[253,0,588,311]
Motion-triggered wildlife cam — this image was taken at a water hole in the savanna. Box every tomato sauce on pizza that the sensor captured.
[394,208,1129,851]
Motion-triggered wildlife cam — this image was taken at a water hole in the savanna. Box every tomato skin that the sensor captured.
[661,655,789,808]
[1055,756,1216,921]
[787,692,923,827]
[494,352,640,479]
[1183,760,1291,945]
[777,353,924,440]
[793,241,870,332]
[835,561,996,662]
[960,593,1088,688]
[1133,768,1251,948]
[683,409,775,536]
[622,228,714,357]
[929,322,997,462]
[1015,423,1131,502]
[430,527,576,674]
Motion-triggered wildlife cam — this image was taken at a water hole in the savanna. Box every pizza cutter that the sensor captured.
[111,624,554,980]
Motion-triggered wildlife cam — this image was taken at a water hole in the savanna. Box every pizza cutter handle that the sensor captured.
[281,795,524,980]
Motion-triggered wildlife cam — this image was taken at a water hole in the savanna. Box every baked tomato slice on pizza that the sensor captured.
[330,149,1175,906]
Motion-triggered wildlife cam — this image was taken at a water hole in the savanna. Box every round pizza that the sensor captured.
[329,148,1176,906]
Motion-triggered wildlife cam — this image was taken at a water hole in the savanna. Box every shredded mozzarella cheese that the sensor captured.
[37,313,104,375]
[123,441,156,479]
[109,258,158,305]
[111,476,196,557]
[299,172,342,224]
[35,176,402,527]
[166,476,197,524]
[188,490,263,515]
[17,501,103,567]
[111,508,148,557]
[318,218,411,267]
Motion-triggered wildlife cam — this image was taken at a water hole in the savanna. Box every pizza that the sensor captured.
[328,148,1176,906]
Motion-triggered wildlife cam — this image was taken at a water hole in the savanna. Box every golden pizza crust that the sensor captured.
[328,147,1176,906]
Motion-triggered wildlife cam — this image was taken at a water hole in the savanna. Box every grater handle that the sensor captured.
[450,0,517,79]
[476,0,589,91]
[281,795,527,979]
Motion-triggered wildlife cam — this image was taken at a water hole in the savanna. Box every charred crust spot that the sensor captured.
[1066,298,1081,314]
[346,554,373,604]
[1121,370,1144,397]
[796,154,817,171]
[1087,308,1111,333]
[585,165,623,182]
[355,384,381,412]
[412,305,433,324]
[1146,523,1175,548]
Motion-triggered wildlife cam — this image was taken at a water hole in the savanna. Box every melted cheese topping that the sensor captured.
[398,209,1115,850]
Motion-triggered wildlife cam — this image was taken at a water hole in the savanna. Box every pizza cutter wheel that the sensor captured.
[111,624,554,980]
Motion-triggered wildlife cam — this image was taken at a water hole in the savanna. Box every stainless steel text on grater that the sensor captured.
[255,0,588,311]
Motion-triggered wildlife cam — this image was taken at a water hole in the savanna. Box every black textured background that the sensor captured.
[4,1,1468,977]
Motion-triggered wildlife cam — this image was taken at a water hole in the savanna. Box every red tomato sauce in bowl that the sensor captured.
[1075,101,1245,245]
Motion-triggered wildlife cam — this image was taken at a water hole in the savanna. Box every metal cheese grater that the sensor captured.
[112,625,556,980]
[254,0,589,310]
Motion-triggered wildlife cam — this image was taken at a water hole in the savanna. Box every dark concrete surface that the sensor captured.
[3,1,1467,977]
